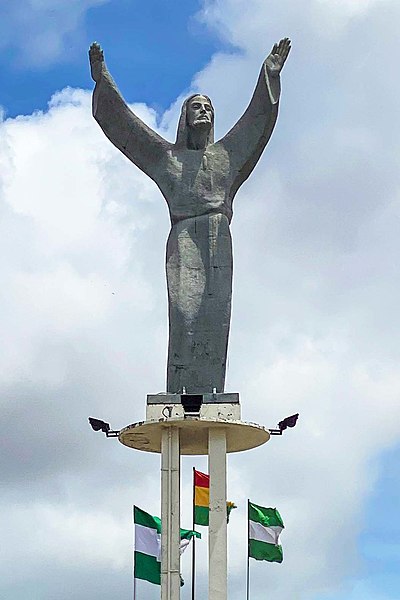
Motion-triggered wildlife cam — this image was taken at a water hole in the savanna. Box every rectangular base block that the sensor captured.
[147,392,239,405]
[146,393,240,422]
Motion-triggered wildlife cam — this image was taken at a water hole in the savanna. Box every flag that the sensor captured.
[193,470,237,526]
[248,502,284,563]
[194,469,210,526]
[134,506,201,585]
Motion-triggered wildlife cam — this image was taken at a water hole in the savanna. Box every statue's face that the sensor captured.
[186,95,213,129]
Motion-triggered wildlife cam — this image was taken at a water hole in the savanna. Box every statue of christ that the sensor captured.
[89,38,291,394]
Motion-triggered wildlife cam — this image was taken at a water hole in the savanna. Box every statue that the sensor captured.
[89,39,291,395]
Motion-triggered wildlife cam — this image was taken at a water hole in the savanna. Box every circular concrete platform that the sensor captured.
[118,417,270,455]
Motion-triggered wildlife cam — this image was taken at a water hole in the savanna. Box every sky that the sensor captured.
[1,0,400,599]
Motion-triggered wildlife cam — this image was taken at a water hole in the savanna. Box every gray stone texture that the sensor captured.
[89,39,290,394]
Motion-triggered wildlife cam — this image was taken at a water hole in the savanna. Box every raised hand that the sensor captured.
[89,42,104,82]
[265,38,291,77]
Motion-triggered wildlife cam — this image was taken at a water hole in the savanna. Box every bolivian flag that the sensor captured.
[193,469,237,526]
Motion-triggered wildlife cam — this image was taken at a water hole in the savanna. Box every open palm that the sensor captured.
[265,38,291,77]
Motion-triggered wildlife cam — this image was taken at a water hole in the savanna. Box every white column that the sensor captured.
[208,427,227,600]
[161,426,181,600]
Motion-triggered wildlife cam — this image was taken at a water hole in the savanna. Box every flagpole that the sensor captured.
[133,505,137,600]
[191,467,196,600]
[246,499,250,600]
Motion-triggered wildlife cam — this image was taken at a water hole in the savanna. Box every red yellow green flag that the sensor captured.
[194,469,210,526]
[193,469,237,526]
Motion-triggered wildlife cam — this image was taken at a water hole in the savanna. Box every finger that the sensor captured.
[90,41,101,52]
[281,39,291,61]
[279,38,291,59]
[90,44,103,60]
[283,40,291,61]
[271,43,278,55]
[280,39,288,57]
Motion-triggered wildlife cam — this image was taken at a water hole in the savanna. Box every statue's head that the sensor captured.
[175,93,214,149]
[186,94,214,129]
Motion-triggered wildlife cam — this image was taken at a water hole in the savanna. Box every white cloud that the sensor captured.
[0,503,129,571]
[197,0,395,48]
[316,0,386,17]
[0,88,166,386]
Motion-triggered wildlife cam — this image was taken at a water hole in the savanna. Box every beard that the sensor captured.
[191,118,212,130]
[186,118,213,149]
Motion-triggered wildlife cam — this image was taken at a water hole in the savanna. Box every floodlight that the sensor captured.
[269,413,299,436]
[88,417,119,437]
[88,417,110,433]
[278,413,299,431]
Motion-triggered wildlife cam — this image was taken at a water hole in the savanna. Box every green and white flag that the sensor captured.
[248,502,284,563]
[133,506,201,585]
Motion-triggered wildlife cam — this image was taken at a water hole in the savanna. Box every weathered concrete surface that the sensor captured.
[89,39,291,394]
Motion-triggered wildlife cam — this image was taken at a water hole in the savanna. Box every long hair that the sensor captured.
[175,94,214,148]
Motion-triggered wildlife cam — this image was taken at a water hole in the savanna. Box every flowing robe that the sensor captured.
[92,61,281,393]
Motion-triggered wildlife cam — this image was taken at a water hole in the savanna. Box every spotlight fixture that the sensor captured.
[269,413,299,436]
[278,413,299,431]
[88,417,119,437]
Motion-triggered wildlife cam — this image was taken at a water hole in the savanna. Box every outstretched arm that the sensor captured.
[89,43,169,181]
[219,38,291,192]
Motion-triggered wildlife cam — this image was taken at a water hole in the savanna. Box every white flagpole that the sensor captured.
[246,500,250,600]
[133,506,137,600]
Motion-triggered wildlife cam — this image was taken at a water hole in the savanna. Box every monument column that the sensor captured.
[208,427,227,600]
[161,426,181,600]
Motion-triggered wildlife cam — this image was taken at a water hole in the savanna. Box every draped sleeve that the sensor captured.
[217,60,281,195]
[92,65,170,182]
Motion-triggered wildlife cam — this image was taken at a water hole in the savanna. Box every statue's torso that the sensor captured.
[157,143,233,225]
